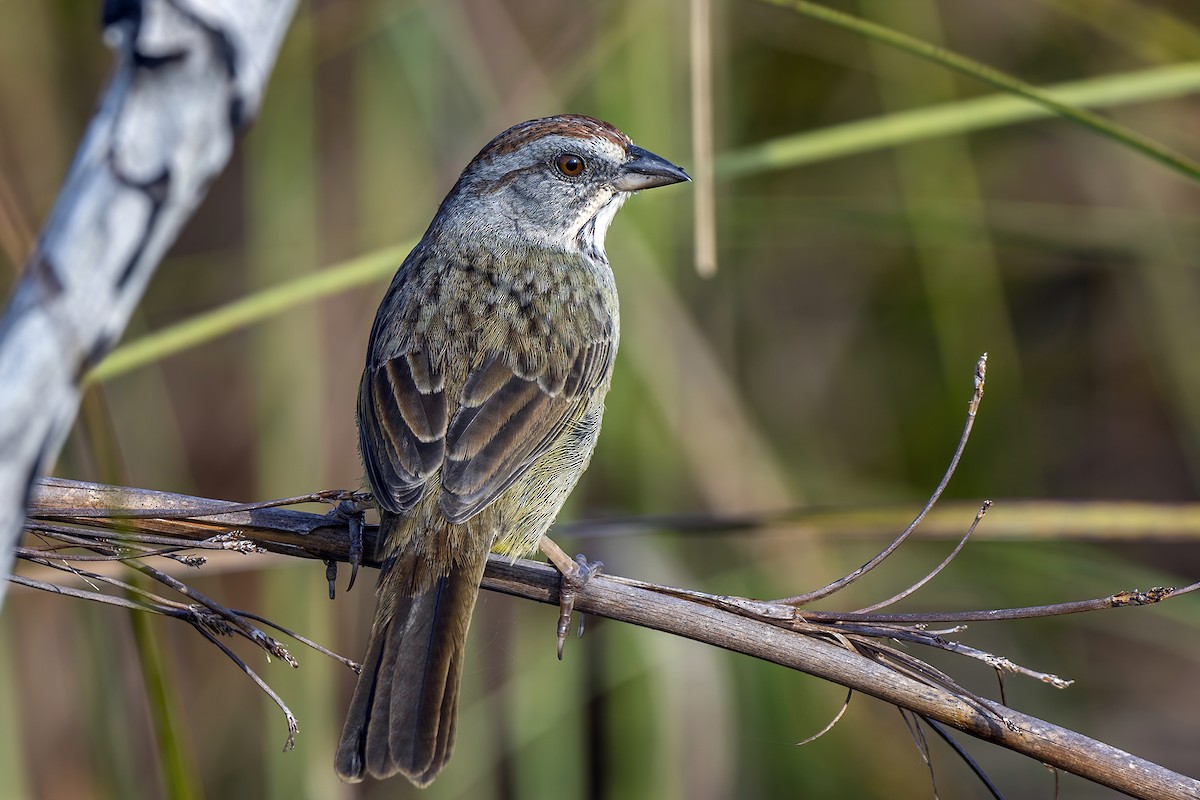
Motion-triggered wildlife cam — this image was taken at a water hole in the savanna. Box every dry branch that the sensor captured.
[0,0,298,608]
[17,477,1200,800]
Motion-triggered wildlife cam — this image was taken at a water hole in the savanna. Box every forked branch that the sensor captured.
[13,476,1200,799]
[13,355,1200,797]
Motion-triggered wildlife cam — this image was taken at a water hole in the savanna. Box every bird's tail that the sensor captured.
[334,543,487,786]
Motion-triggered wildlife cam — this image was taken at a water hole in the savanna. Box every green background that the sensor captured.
[3,1,1199,798]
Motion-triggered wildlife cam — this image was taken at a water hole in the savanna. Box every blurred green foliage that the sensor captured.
[3,1,1200,798]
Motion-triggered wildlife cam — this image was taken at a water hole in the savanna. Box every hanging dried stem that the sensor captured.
[795,689,853,747]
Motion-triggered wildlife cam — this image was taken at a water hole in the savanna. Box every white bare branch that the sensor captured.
[0,0,298,608]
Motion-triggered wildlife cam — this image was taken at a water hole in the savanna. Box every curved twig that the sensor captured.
[855,500,992,613]
[777,354,987,606]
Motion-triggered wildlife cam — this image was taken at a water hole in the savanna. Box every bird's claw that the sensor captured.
[329,498,368,594]
[346,522,362,593]
[324,559,338,600]
[555,554,603,660]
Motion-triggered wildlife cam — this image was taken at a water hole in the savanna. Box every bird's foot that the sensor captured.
[326,495,371,595]
[539,536,603,660]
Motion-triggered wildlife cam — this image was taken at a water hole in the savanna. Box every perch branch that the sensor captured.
[483,559,1196,800]
[15,478,1200,800]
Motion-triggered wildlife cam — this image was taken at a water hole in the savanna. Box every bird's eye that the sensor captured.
[555,153,585,177]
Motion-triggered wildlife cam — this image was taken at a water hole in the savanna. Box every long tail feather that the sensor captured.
[335,550,487,785]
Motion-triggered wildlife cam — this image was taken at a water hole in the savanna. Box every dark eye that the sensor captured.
[555,153,585,177]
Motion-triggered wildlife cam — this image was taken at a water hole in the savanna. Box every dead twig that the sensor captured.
[13,483,1200,798]
[12,357,1200,798]
[777,353,988,606]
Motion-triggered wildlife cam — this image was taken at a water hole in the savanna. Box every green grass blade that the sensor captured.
[720,61,1200,177]
[87,242,413,384]
[89,60,1200,387]
[746,1,1200,182]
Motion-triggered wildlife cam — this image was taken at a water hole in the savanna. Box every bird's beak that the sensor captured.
[613,145,691,192]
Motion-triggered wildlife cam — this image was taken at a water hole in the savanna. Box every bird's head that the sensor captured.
[438,115,690,260]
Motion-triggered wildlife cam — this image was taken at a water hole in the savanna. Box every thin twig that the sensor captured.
[846,636,1005,723]
[122,559,297,667]
[192,626,298,751]
[795,689,853,746]
[25,521,263,552]
[777,354,987,605]
[24,528,299,667]
[922,716,1006,800]
[854,500,992,613]
[14,546,174,563]
[19,554,192,611]
[34,489,371,520]
[799,583,1188,624]
[824,622,1071,688]
[900,708,940,800]
[8,574,188,617]
[234,609,359,672]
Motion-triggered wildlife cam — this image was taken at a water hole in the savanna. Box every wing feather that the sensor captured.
[439,339,612,523]
[358,352,447,515]
[358,276,614,524]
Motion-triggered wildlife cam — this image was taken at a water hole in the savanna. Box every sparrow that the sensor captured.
[335,114,689,786]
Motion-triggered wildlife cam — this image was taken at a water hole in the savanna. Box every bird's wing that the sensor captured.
[438,341,614,523]
[358,350,448,515]
[359,339,614,521]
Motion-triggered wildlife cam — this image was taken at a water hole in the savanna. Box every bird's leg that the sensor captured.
[328,496,371,594]
[538,535,604,660]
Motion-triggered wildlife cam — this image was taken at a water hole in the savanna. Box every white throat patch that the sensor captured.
[577,192,629,263]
